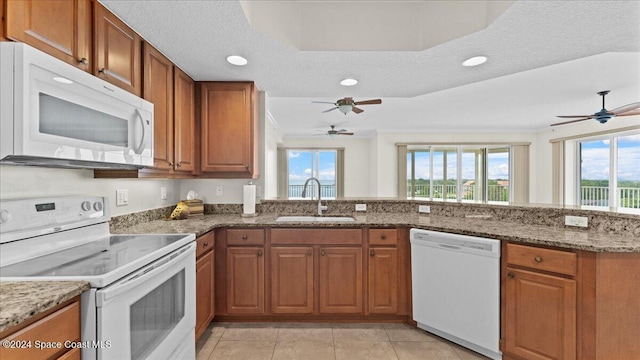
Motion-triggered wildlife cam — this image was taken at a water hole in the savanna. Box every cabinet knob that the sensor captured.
[78,57,89,65]
[321,250,325,256]
[534,256,542,263]
[203,242,208,248]
[242,235,248,240]
[168,161,174,167]
[381,234,387,240]
[257,250,263,257]
[307,250,312,256]
[98,68,106,74]
[508,272,515,279]
[176,161,183,168]
[370,250,375,257]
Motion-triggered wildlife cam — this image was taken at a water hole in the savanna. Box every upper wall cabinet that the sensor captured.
[198,82,259,178]
[94,2,142,96]
[173,67,197,174]
[5,0,92,71]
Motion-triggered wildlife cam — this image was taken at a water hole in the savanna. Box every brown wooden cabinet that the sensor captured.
[94,2,142,96]
[270,247,314,314]
[368,247,398,314]
[226,246,265,314]
[319,247,363,314]
[173,66,196,174]
[197,82,259,178]
[0,297,80,360]
[5,0,92,71]
[195,232,215,341]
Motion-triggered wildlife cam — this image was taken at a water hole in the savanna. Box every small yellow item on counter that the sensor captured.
[169,201,190,220]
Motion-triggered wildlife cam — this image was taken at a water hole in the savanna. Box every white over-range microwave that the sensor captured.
[0,43,154,169]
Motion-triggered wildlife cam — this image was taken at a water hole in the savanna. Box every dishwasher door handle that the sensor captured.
[438,243,462,250]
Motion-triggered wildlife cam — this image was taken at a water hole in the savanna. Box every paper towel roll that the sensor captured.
[243,184,256,215]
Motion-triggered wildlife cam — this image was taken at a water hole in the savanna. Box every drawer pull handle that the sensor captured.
[321,250,325,256]
[534,256,542,263]
[370,250,375,257]
[203,242,208,247]
[257,250,263,256]
[381,234,387,240]
[307,250,312,256]
[242,235,248,240]
[176,161,182,168]
[508,272,515,279]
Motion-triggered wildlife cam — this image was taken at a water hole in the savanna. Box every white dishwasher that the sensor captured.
[410,229,501,360]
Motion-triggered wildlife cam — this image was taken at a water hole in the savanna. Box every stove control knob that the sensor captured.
[81,201,92,211]
[93,202,103,212]
[0,210,11,224]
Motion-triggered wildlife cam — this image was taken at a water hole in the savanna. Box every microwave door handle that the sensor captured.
[96,243,195,306]
[133,108,146,155]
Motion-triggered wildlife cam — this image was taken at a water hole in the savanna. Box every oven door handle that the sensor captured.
[97,242,195,306]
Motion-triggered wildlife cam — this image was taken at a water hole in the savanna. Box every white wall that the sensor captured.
[0,166,180,216]
[280,137,371,197]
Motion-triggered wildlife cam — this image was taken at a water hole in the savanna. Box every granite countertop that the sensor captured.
[113,213,640,252]
[0,281,90,334]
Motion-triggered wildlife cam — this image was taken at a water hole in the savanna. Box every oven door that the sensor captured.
[95,243,195,360]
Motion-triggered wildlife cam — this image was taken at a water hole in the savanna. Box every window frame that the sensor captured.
[277,147,344,200]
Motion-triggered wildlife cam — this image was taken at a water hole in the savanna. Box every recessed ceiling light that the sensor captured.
[462,56,488,67]
[340,78,358,86]
[226,55,248,66]
[53,77,73,84]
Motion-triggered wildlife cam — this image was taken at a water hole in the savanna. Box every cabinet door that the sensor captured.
[319,247,363,313]
[368,248,398,314]
[6,0,91,71]
[143,43,174,171]
[173,67,196,173]
[226,247,265,314]
[94,2,142,95]
[505,267,576,360]
[199,82,257,177]
[195,250,214,341]
[271,247,314,314]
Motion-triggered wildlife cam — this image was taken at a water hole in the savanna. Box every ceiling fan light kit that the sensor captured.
[552,90,640,126]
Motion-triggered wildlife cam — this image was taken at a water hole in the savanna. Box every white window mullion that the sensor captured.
[610,136,618,208]
[457,146,462,202]
[429,150,434,201]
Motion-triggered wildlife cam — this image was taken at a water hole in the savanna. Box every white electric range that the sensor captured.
[0,196,196,360]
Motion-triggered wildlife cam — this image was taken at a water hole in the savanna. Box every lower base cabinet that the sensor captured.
[271,247,314,314]
[319,247,363,314]
[195,232,215,341]
[226,247,265,314]
[368,247,398,314]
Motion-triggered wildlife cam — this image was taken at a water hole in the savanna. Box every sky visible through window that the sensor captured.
[408,150,509,180]
[288,150,336,185]
[581,134,640,182]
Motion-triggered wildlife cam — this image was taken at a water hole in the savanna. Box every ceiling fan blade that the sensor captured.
[352,106,364,114]
[615,110,640,117]
[610,102,640,115]
[556,115,594,118]
[322,107,339,113]
[337,132,354,135]
[312,101,337,104]
[336,129,349,132]
[354,99,382,105]
[550,117,592,126]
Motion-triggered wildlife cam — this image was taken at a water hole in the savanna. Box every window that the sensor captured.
[404,145,512,203]
[278,148,344,199]
[577,132,640,210]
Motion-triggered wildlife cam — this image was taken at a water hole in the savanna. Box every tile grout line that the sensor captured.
[270,323,281,360]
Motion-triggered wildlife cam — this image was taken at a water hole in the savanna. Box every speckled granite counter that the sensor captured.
[0,281,89,334]
[112,213,640,252]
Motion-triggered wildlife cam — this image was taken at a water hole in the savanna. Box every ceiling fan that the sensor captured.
[316,125,354,137]
[551,90,640,126]
[312,97,382,115]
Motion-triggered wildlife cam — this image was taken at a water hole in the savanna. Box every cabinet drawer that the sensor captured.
[368,229,397,246]
[196,232,215,258]
[0,301,80,360]
[506,243,577,276]
[271,228,362,245]
[227,229,265,245]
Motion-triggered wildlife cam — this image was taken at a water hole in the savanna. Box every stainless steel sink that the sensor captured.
[275,216,355,222]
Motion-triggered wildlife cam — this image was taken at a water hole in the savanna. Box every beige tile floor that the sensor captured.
[196,322,490,360]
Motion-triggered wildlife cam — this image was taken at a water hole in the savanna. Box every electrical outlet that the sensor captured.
[116,189,129,206]
[216,185,223,196]
[355,204,367,211]
[418,205,431,213]
[565,215,588,228]
[160,187,167,200]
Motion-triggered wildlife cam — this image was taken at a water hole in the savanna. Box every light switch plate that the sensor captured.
[160,187,167,200]
[116,189,129,206]
[418,205,431,213]
[355,204,367,211]
[216,185,223,196]
[565,215,588,228]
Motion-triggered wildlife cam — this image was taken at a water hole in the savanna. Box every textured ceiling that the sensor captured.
[101,0,640,135]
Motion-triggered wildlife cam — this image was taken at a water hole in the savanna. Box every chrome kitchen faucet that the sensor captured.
[301,177,328,215]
